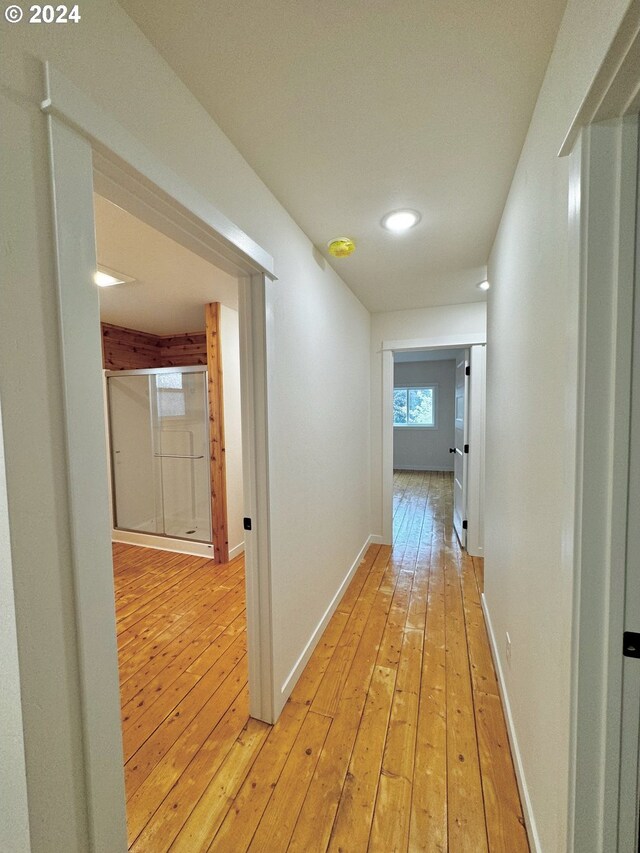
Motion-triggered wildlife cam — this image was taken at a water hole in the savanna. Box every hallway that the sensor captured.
[115,470,528,851]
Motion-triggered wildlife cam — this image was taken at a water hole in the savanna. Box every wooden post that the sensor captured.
[205,303,229,563]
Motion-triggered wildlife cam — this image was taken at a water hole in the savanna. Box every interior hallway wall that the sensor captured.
[484,0,633,850]
[370,303,487,537]
[393,359,456,471]
[0,7,370,849]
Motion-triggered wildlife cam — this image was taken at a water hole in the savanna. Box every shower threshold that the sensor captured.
[112,527,214,559]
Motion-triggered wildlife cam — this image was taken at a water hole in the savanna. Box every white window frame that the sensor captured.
[393,383,438,429]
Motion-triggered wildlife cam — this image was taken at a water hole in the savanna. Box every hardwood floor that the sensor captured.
[114,469,528,851]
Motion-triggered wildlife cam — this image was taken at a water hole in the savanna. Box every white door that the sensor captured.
[452,353,469,547]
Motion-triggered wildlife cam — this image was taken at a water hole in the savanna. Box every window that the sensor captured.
[156,372,186,418]
[393,386,436,427]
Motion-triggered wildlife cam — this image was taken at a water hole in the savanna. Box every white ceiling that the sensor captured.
[94,194,238,335]
[118,0,566,313]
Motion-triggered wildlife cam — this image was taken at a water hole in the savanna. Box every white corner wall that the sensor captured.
[0,7,371,849]
[0,395,31,853]
[393,359,456,471]
[371,303,487,536]
[484,0,633,850]
[220,305,244,558]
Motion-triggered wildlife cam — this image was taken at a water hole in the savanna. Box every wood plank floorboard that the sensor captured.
[115,470,528,851]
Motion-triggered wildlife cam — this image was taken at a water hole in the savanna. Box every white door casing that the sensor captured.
[453,353,469,548]
[466,345,486,557]
[42,62,277,851]
[46,113,127,851]
[381,335,486,547]
[618,119,640,851]
[568,115,639,853]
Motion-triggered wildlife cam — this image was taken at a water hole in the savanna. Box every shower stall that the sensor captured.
[106,366,212,547]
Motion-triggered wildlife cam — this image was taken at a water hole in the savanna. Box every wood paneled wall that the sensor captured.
[101,323,207,370]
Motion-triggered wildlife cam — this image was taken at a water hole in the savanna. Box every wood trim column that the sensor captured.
[205,303,229,563]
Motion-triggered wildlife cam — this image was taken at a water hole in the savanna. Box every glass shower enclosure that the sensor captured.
[106,366,212,544]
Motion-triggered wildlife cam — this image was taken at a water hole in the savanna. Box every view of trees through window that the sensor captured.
[393,386,435,426]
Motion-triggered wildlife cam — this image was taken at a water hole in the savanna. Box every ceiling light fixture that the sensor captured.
[94,265,135,287]
[476,280,490,291]
[381,209,421,233]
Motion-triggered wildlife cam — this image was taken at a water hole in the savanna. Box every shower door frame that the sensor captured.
[106,365,214,550]
[42,62,277,850]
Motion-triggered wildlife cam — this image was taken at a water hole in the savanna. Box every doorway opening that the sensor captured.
[92,192,253,844]
[42,66,276,847]
[384,342,486,557]
[392,348,466,546]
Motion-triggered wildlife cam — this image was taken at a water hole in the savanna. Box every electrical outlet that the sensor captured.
[505,632,512,668]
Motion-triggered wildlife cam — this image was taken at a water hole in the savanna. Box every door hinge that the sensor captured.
[462,519,468,530]
[464,443,469,454]
[243,517,252,531]
[623,631,640,658]
[465,365,470,376]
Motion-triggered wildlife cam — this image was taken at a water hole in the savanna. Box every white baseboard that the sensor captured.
[228,541,245,560]
[393,465,454,472]
[279,533,379,697]
[481,594,541,853]
[112,529,214,559]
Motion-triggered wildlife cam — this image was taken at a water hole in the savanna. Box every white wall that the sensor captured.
[393,359,456,471]
[0,396,31,852]
[0,8,371,849]
[371,303,487,536]
[484,0,632,850]
[220,305,244,558]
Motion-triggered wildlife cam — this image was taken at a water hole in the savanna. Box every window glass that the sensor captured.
[393,386,436,426]
[393,388,408,424]
[156,372,186,417]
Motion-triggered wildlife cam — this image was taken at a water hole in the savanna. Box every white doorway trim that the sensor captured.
[41,62,276,851]
[561,4,640,849]
[466,344,486,557]
[41,65,274,279]
[567,115,639,853]
[381,332,486,546]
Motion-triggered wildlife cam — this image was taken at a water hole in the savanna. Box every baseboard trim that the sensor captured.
[393,465,454,472]
[111,529,214,558]
[467,544,484,558]
[280,533,378,697]
[228,541,245,560]
[481,593,542,853]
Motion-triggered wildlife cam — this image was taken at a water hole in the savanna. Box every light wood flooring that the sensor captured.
[114,469,528,851]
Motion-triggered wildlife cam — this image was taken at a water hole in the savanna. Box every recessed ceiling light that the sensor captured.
[477,280,490,291]
[94,266,135,287]
[381,209,421,233]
